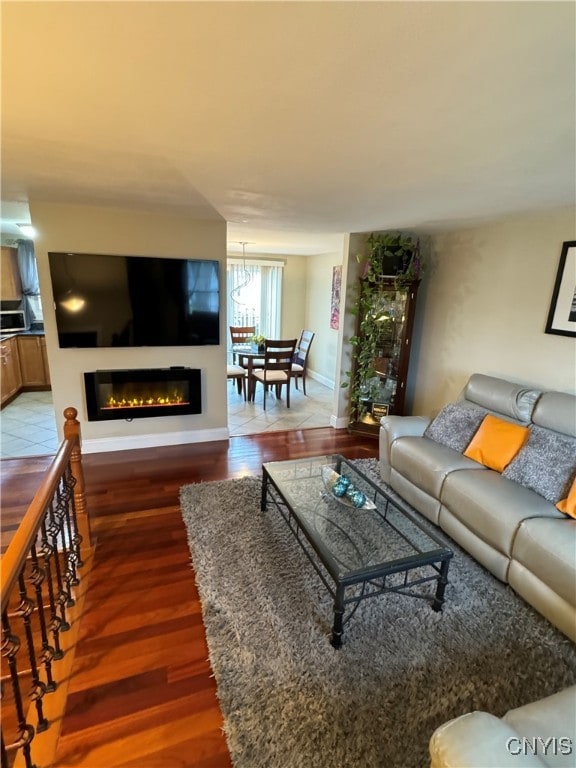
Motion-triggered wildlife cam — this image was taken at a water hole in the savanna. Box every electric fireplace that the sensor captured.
[84,368,202,421]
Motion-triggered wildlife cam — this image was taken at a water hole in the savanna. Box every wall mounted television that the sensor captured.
[48,252,220,348]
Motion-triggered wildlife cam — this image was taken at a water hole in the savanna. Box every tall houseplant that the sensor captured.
[343,232,422,416]
[360,232,422,287]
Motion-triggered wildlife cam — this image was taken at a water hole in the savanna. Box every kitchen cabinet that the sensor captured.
[17,335,51,388]
[1,247,22,300]
[1,336,23,406]
[348,278,420,437]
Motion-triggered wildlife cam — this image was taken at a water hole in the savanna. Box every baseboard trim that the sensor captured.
[82,427,230,453]
[308,369,335,390]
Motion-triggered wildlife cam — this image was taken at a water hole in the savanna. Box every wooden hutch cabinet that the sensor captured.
[348,278,420,437]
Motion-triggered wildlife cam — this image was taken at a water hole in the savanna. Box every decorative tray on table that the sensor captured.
[321,466,376,510]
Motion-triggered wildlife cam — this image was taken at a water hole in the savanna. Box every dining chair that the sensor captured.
[227,364,246,398]
[229,325,255,363]
[292,330,315,395]
[251,339,297,410]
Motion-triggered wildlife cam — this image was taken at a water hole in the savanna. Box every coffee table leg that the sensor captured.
[432,559,450,612]
[331,584,345,649]
[260,471,268,511]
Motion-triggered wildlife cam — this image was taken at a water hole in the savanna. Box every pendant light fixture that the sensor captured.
[230,241,252,307]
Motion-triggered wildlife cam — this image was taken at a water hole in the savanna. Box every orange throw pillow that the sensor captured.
[556,479,576,519]
[464,415,530,472]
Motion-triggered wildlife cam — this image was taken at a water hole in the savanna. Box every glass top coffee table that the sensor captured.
[261,454,453,648]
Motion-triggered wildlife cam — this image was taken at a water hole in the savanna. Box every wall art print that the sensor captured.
[545,240,576,338]
[330,265,342,330]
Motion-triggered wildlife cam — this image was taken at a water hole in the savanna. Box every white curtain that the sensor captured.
[17,239,40,326]
[259,265,282,338]
[227,260,283,339]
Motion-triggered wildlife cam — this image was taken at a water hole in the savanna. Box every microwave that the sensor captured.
[0,310,27,333]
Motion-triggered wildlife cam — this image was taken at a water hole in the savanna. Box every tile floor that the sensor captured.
[1,391,60,459]
[0,377,335,459]
[228,376,335,436]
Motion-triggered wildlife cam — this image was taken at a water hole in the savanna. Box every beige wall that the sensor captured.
[30,203,575,448]
[335,233,365,424]
[303,251,344,386]
[411,207,576,417]
[280,254,307,342]
[31,201,228,451]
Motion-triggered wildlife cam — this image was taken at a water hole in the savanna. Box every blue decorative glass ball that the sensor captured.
[332,474,351,497]
[345,486,366,508]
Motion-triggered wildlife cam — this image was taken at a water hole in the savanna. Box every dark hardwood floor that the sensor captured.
[1,427,378,767]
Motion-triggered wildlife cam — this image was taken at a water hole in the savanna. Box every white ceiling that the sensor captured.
[1,1,574,255]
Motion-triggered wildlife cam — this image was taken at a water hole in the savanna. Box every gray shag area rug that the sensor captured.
[179,459,576,768]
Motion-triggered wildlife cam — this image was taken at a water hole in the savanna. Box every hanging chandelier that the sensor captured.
[230,241,252,306]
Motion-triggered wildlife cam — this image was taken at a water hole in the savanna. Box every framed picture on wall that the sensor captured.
[330,265,342,330]
[545,240,576,338]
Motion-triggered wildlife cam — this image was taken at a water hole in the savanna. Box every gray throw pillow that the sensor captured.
[424,403,488,453]
[503,425,576,504]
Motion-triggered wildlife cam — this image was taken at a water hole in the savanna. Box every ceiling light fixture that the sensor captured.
[230,241,252,307]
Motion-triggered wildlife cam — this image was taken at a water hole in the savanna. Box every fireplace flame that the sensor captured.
[103,390,188,410]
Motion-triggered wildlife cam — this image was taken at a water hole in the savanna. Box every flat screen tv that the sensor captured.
[48,252,220,348]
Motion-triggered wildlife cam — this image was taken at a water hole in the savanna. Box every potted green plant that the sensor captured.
[251,334,265,352]
[343,232,423,419]
[361,232,422,286]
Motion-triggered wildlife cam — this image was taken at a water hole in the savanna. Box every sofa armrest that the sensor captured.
[429,711,546,768]
[504,686,576,766]
[379,415,431,484]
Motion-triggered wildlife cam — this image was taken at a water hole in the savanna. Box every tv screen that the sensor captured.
[48,252,220,348]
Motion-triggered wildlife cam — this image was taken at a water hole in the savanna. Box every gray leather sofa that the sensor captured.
[379,373,576,642]
[429,685,576,768]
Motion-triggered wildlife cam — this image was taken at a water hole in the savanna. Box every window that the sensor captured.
[226,259,284,347]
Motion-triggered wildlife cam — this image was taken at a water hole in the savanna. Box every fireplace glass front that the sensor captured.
[84,368,201,421]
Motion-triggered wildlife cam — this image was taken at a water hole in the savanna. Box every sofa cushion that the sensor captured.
[532,391,576,437]
[557,479,576,519]
[440,469,561,557]
[391,436,486,499]
[463,415,529,472]
[511,517,576,608]
[503,426,576,504]
[424,402,487,452]
[462,373,541,423]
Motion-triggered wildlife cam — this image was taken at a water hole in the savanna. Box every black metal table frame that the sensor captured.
[261,456,453,648]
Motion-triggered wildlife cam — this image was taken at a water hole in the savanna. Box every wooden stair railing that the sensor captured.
[1,408,92,768]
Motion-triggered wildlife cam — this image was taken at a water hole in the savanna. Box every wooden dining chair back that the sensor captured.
[251,339,297,410]
[229,325,255,363]
[292,330,315,395]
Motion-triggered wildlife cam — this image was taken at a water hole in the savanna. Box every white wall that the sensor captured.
[31,201,228,452]
[411,207,576,416]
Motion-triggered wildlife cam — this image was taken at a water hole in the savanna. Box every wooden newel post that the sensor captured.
[63,407,92,555]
